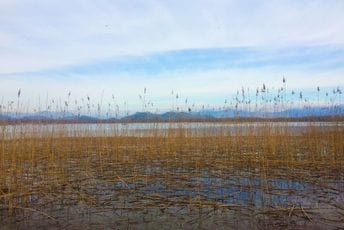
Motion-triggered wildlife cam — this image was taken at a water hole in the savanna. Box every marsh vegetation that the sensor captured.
[0,84,343,229]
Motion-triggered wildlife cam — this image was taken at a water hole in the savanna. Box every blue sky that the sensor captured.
[0,0,343,113]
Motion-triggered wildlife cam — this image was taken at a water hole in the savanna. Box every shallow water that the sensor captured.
[1,121,343,138]
[1,121,343,229]
[3,165,342,229]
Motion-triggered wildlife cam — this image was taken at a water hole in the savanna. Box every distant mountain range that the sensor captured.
[121,111,213,121]
[0,105,343,122]
[198,105,344,118]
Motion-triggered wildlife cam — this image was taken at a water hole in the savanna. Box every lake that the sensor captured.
[1,121,343,138]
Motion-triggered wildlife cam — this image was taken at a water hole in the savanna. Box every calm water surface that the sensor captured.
[1,121,343,138]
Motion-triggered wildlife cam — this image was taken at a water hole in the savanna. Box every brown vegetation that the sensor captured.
[0,121,343,229]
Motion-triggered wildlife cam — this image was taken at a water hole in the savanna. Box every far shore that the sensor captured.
[1,115,343,125]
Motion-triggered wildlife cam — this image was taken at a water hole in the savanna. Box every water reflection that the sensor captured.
[1,121,343,138]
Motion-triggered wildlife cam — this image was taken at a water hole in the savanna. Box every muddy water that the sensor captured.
[2,165,343,229]
[1,122,343,229]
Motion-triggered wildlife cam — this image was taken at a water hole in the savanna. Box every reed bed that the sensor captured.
[0,121,343,229]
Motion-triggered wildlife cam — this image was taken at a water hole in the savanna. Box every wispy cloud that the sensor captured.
[0,0,343,110]
[1,0,344,73]
[3,44,344,77]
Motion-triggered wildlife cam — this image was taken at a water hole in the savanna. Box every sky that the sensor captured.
[0,0,344,114]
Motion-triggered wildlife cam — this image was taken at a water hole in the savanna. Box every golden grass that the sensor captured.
[0,121,343,228]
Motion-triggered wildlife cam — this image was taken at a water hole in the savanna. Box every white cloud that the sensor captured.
[0,0,343,112]
[1,0,344,73]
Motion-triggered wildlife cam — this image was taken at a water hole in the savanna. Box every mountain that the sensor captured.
[0,111,99,122]
[0,114,11,120]
[63,115,99,121]
[20,115,50,121]
[35,111,75,119]
[195,109,252,118]
[0,105,343,122]
[0,111,75,119]
[274,106,344,117]
[120,112,161,121]
[196,105,344,118]
[161,111,213,120]
[121,111,213,121]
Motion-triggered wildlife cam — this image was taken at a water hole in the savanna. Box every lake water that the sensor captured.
[1,121,342,138]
